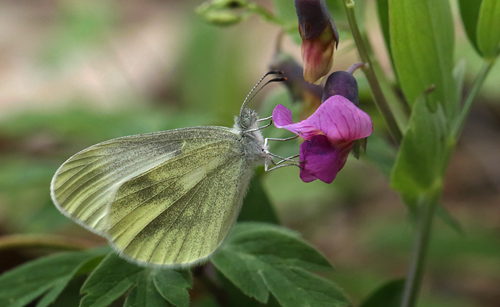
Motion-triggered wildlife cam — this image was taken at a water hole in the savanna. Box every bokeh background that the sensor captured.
[0,1,499,306]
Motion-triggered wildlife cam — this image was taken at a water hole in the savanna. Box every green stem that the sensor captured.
[0,234,94,251]
[361,32,411,125]
[400,195,439,307]
[343,0,402,145]
[452,60,496,138]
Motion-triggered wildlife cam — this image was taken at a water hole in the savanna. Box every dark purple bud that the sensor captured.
[294,0,339,83]
[322,71,359,105]
[294,0,335,40]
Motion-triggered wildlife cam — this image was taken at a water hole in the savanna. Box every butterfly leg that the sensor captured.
[264,135,299,148]
[247,116,273,133]
[264,135,301,172]
[257,115,272,122]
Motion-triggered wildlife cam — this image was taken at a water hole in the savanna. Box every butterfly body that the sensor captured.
[51,108,269,268]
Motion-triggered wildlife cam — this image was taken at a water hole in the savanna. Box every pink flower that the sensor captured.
[273,95,373,183]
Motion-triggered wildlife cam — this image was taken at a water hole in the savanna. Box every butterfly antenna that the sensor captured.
[240,71,286,116]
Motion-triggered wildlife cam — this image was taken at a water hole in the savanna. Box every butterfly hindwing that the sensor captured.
[107,142,253,267]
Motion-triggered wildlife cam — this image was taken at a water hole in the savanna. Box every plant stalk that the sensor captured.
[400,195,438,307]
[0,234,94,251]
[343,0,402,145]
[452,60,496,138]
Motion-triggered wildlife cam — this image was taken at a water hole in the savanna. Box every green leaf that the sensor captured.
[212,249,270,303]
[259,266,348,307]
[216,271,281,307]
[389,0,457,119]
[390,91,451,205]
[375,0,403,88]
[124,271,169,307]
[359,279,404,307]
[238,175,279,224]
[477,0,500,59]
[436,204,465,236]
[80,253,144,307]
[37,250,107,307]
[376,0,391,61]
[212,223,349,307]
[0,249,104,307]
[220,223,333,271]
[152,269,192,307]
[453,59,467,106]
[36,278,80,307]
[458,0,483,54]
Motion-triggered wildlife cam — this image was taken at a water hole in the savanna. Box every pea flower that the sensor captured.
[294,0,339,84]
[322,63,367,158]
[273,95,372,183]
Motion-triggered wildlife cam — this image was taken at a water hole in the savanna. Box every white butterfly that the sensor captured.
[50,72,291,268]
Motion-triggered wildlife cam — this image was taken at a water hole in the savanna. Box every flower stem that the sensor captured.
[400,194,439,307]
[452,60,496,138]
[343,0,402,145]
[346,62,365,74]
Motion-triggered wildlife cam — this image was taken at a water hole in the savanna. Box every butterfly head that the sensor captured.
[236,108,260,131]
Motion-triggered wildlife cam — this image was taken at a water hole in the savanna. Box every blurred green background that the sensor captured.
[0,1,499,306]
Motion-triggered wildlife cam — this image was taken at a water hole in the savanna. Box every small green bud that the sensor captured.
[196,0,250,26]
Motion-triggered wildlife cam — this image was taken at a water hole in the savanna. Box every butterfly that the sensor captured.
[50,72,286,268]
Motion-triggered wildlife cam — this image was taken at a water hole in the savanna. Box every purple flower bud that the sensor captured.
[294,0,333,39]
[293,0,339,84]
[322,71,359,105]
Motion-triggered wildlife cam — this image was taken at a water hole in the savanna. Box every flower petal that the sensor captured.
[304,95,373,143]
[299,135,353,183]
[272,104,320,139]
[301,36,334,84]
[272,104,294,127]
